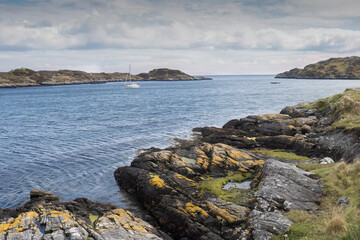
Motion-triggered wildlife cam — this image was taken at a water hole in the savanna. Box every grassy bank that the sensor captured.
[272,162,360,240]
[304,88,360,131]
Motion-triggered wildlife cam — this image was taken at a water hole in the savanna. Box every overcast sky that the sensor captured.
[0,0,360,74]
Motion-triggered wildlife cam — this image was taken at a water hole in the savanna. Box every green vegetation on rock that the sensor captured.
[89,213,100,226]
[272,162,360,240]
[250,149,310,161]
[198,172,253,205]
[276,56,360,79]
[304,88,360,131]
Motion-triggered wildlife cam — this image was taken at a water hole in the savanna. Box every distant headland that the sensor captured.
[0,68,212,88]
[276,56,360,79]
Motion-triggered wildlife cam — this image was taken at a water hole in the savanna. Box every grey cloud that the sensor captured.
[0,0,360,73]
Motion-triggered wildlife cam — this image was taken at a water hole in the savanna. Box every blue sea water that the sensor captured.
[1,75,360,209]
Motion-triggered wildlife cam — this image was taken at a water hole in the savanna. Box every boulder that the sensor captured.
[320,157,334,164]
[254,159,323,212]
[249,210,292,240]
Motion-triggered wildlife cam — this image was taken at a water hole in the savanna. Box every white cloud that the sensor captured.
[0,0,359,73]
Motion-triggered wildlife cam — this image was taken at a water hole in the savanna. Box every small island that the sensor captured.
[0,68,212,88]
[275,56,360,79]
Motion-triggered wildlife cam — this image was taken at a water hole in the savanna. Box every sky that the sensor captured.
[0,0,360,74]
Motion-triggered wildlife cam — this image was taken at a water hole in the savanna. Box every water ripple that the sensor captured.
[1,76,360,209]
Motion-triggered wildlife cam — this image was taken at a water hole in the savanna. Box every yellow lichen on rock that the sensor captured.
[175,174,196,186]
[185,203,209,219]
[206,201,235,223]
[96,209,152,236]
[243,160,265,168]
[0,211,39,234]
[226,148,251,160]
[149,176,169,188]
[194,143,257,172]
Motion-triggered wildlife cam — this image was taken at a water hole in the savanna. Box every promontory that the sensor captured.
[0,68,212,88]
[276,56,360,79]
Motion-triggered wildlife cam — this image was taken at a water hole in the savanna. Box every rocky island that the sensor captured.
[276,56,360,79]
[1,88,360,239]
[0,68,211,88]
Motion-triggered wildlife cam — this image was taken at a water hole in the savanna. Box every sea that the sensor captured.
[1,75,360,210]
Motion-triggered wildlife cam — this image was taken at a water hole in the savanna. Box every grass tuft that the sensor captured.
[326,216,347,235]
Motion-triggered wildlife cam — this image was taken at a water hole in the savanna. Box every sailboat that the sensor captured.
[125,64,140,88]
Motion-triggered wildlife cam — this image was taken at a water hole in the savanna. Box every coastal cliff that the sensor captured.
[275,56,360,79]
[0,68,211,88]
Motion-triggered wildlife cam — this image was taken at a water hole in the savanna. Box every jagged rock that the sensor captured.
[249,210,292,240]
[280,103,319,118]
[254,159,322,212]
[222,114,302,137]
[95,209,163,240]
[0,191,167,240]
[115,143,263,240]
[313,130,360,162]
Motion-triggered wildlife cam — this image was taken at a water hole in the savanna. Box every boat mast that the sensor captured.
[129,64,131,83]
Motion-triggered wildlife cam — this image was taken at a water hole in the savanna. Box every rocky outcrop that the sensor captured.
[275,56,360,79]
[194,98,360,163]
[0,190,169,240]
[0,68,211,88]
[254,159,322,212]
[115,141,324,239]
[115,143,265,240]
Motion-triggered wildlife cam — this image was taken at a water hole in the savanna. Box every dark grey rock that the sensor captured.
[337,197,350,208]
[255,159,323,211]
[249,210,292,240]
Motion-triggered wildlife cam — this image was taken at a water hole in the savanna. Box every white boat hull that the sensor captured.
[125,83,140,88]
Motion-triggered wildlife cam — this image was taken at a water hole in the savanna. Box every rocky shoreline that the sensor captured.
[1,88,359,239]
[0,68,212,88]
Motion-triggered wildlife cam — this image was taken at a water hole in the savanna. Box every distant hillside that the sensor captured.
[0,68,211,88]
[276,56,360,79]
[137,68,210,81]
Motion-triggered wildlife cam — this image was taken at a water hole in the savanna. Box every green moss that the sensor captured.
[250,149,310,161]
[89,213,99,226]
[198,172,253,205]
[272,162,360,240]
[149,172,159,178]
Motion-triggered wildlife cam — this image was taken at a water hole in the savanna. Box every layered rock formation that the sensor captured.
[115,142,323,240]
[275,56,360,79]
[195,89,360,163]
[0,190,169,240]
